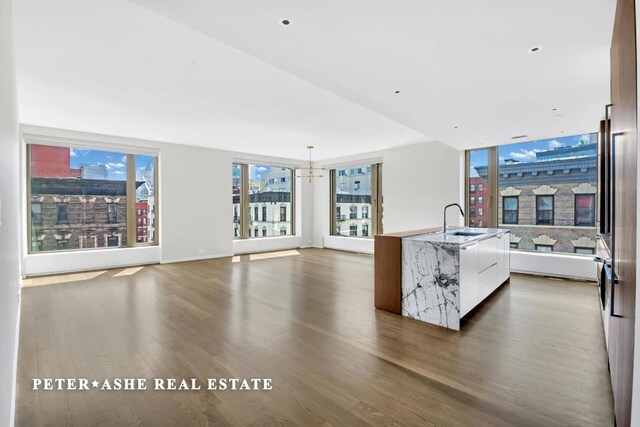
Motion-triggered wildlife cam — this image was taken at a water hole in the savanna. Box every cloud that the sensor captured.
[255,166,268,172]
[112,171,125,175]
[70,148,77,157]
[548,140,563,149]
[121,155,127,162]
[508,149,538,160]
[105,162,125,170]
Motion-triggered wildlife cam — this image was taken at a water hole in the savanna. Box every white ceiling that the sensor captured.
[14,0,615,160]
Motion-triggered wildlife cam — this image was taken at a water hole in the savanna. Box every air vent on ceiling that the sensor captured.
[511,135,528,140]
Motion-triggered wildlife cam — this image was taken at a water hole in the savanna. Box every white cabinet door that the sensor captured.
[459,243,479,317]
[478,264,498,302]
[496,233,510,284]
[478,237,498,272]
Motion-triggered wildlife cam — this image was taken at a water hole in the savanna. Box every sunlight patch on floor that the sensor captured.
[232,256,241,263]
[113,266,145,277]
[22,270,108,287]
[249,250,300,261]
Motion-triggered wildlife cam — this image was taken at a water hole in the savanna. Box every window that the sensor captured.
[57,204,68,223]
[232,163,242,238]
[107,203,118,223]
[535,244,553,252]
[575,194,595,226]
[27,143,159,253]
[575,247,595,255]
[536,196,554,225]
[466,149,491,229]
[510,242,519,249]
[350,205,358,219]
[478,208,483,216]
[502,196,518,224]
[107,236,119,247]
[31,203,42,224]
[233,164,294,238]
[331,163,382,238]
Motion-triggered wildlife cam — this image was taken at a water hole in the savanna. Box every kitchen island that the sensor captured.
[375,227,510,330]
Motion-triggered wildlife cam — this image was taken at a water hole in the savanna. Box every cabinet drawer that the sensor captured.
[478,237,498,272]
[478,264,498,301]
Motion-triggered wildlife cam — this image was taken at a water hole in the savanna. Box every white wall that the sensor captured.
[0,1,21,424]
[312,141,462,253]
[20,126,311,276]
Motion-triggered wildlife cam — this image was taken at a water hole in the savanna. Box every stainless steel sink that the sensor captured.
[447,231,485,237]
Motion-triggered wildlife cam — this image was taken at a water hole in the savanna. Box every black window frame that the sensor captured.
[536,195,554,225]
[107,203,118,224]
[502,196,519,225]
[574,194,596,227]
[56,203,69,224]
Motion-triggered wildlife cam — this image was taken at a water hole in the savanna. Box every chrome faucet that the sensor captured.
[443,203,465,233]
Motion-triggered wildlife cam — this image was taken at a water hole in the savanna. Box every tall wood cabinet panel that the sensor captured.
[609,0,637,424]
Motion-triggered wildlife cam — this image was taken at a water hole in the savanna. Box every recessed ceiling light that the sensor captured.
[528,46,543,53]
[551,107,558,111]
[511,134,528,140]
[454,126,459,129]
[280,18,291,26]
[394,90,400,94]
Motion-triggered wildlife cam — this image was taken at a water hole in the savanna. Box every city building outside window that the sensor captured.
[502,196,518,224]
[27,142,158,253]
[468,133,597,256]
[478,184,484,192]
[470,184,475,192]
[232,163,294,239]
[535,244,554,252]
[575,194,595,226]
[330,163,382,238]
[510,242,519,249]
[478,196,483,205]
[478,208,483,216]
[470,196,475,205]
[536,195,554,225]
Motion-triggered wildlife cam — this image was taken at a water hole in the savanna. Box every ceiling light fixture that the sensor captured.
[551,108,558,111]
[454,126,459,129]
[297,146,325,183]
[394,90,400,94]
[280,18,291,26]
[511,134,528,140]
[528,46,543,53]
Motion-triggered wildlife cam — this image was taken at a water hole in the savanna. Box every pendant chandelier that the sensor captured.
[298,146,325,183]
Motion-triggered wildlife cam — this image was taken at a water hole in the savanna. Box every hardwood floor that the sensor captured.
[16,249,614,426]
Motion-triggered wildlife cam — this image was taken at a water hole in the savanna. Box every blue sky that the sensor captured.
[69,148,154,181]
[469,133,595,177]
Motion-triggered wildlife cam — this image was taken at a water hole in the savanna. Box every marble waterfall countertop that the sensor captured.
[403,228,506,245]
[401,228,508,330]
